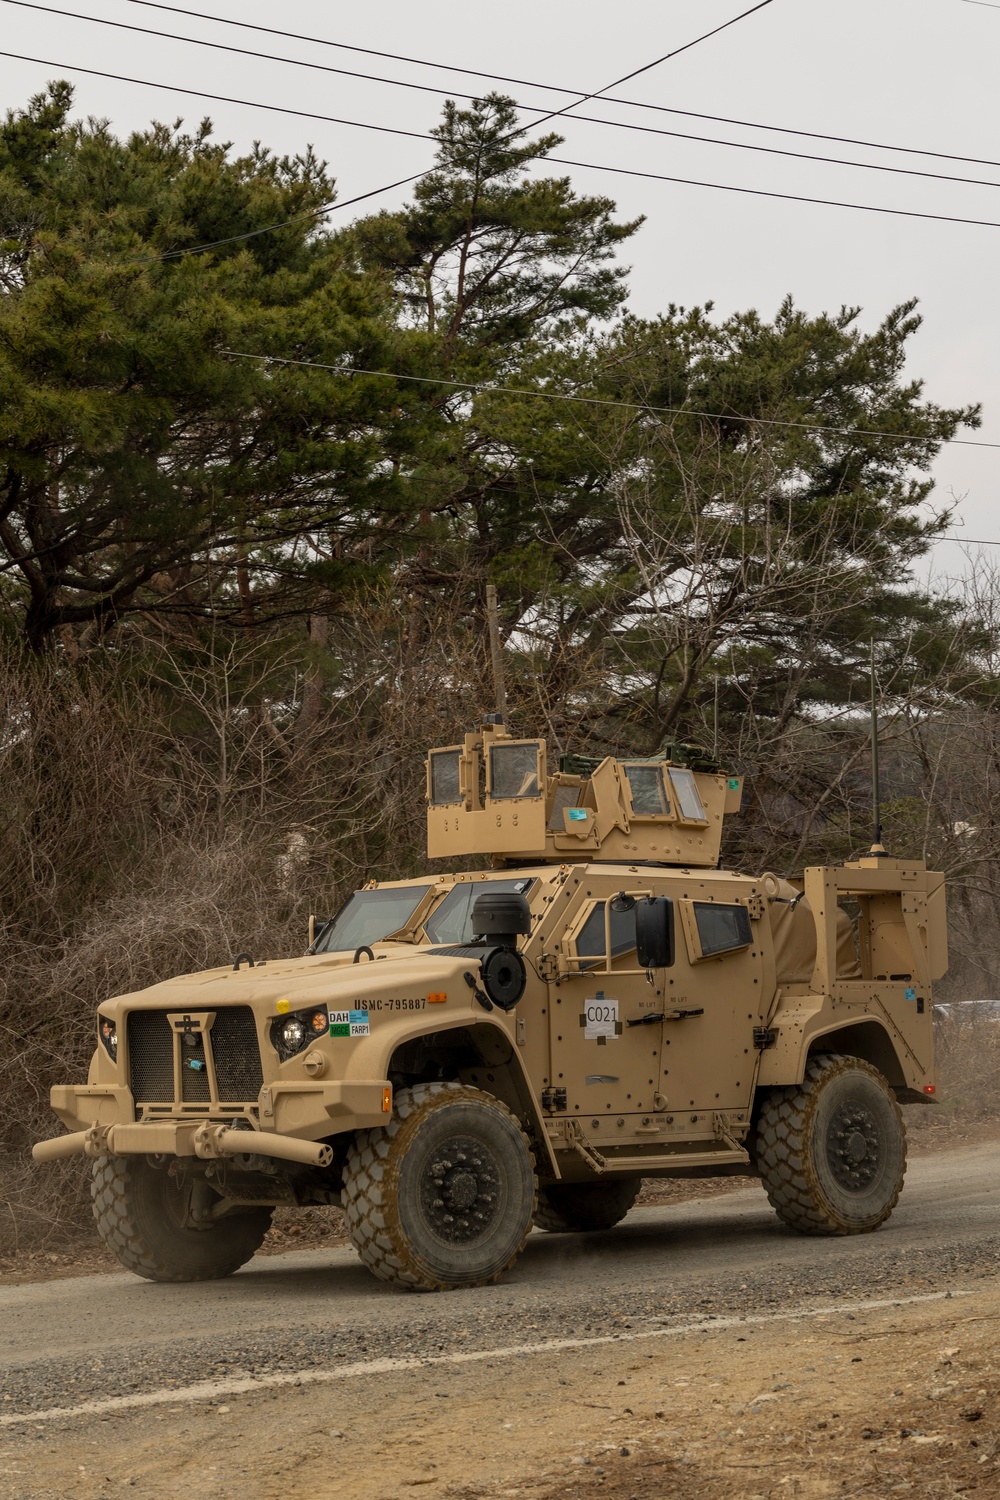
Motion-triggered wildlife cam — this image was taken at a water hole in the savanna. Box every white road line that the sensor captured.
[0,1288,975,1428]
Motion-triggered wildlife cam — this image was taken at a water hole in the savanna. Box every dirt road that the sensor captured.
[1,1141,998,1499]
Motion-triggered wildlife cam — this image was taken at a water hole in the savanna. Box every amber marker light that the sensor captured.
[428,992,447,1003]
[382,1087,393,1113]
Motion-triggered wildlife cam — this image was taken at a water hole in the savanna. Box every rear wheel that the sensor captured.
[91,1155,272,1282]
[754,1054,906,1235]
[343,1082,537,1291]
[534,1177,640,1233]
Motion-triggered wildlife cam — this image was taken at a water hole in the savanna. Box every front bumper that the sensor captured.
[33,1077,393,1165]
[32,1119,334,1168]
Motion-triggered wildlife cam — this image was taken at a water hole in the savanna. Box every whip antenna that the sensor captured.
[869,639,887,856]
[485,583,507,719]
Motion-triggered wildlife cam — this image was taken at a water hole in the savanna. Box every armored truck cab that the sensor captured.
[35,718,947,1291]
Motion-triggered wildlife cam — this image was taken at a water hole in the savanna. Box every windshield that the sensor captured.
[424,878,535,946]
[314,885,432,953]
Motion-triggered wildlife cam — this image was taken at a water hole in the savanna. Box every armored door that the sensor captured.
[542,881,669,1126]
[651,885,769,1118]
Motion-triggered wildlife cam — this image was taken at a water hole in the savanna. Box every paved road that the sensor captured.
[2,1142,998,1417]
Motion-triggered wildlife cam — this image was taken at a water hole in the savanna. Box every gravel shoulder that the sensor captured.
[2,1280,997,1500]
[2,1131,998,1499]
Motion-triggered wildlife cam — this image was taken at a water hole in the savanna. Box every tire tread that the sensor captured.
[755,1054,906,1236]
[343,1082,536,1291]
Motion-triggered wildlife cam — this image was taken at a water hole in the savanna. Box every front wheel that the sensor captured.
[343,1082,537,1291]
[754,1054,906,1235]
[91,1155,273,1282]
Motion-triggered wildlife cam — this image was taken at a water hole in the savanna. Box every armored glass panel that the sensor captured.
[429,749,462,805]
[693,901,752,956]
[314,885,432,952]
[424,878,535,945]
[547,784,582,830]
[668,767,707,822]
[624,764,669,816]
[576,902,638,961]
[490,743,541,799]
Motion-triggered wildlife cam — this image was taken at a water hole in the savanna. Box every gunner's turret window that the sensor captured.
[624,764,669,816]
[547,785,582,830]
[429,750,462,805]
[490,743,541,799]
[667,767,708,823]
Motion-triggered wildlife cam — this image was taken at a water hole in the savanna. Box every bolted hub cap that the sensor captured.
[826,1102,882,1191]
[420,1136,503,1244]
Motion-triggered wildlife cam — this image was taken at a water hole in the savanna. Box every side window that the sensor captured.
[574,901,638,967]
[689,901,752,960]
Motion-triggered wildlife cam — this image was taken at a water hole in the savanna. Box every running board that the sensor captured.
[566,1122,750,1175]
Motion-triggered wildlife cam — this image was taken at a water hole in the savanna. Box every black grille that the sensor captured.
[127,1007,263,1106]
[211,1007,263,1101]
[127,1011,174,1103]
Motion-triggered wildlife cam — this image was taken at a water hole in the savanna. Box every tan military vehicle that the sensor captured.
[34,716,947,1292]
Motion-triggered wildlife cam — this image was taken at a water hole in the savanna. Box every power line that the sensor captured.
[0,50,435,139]
[548,153,1000,231]
[220,349,994,451]
[7,2,1000,193]
[115,0,1000,173]
[524,0,776,134]
[12,48,1000,244]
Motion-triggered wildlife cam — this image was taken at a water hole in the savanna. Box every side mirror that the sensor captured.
[636,896,674,969]
[308,915,330,950]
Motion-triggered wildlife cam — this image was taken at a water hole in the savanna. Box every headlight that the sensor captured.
[98,1015,118,1061]
[270,1007,328,1062]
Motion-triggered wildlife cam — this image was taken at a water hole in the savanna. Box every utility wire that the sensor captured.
[518,0,776,134]
[6,2,1000,192]
[11,48,1000,247]
[220,349,994,451]
[549,154,1000,230]
[0,50,435,138]
[115,0,1000,172]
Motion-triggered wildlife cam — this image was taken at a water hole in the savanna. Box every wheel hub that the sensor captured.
[826,1102,882,1191]
[420,1136,503,1243]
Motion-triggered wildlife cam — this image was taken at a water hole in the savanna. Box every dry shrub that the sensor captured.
[908,1006,1000,1149]
[0,830,317,1254]
[0,604,495,1254]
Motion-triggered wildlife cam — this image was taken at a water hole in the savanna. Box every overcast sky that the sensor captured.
[2,0,997,590]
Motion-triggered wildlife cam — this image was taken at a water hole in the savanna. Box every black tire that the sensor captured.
[534,1177,641,1233]
[91,1155,273,1282]
[754,1053,906,1236]
[342,1082,537,1292]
